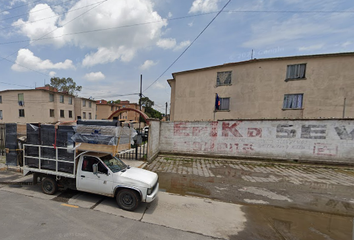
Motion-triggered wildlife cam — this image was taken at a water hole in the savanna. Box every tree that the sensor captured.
[139,97,154,108]
[108,100,121,104]
[139,96,162,120]
[48,77,82,95]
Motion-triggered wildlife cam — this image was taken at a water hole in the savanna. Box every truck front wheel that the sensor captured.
[116,189,140,211]
[41,177,58,195]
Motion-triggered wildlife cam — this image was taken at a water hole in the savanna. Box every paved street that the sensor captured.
[1,155,354,239]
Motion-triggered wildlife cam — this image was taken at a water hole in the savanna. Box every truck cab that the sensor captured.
[76,152,159,211]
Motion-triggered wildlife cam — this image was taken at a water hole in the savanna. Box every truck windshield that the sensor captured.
[101,155,127,173]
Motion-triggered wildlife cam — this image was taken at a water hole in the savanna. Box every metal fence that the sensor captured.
[118,143,148,160]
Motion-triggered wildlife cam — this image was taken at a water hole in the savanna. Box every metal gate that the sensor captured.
[117,128,148,160]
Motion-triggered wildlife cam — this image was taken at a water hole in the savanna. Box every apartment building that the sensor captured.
[0,86,96,123]
[168,52,354,121]
[96,100,144,121]
[74,97,97,120]
[0,86,75,123]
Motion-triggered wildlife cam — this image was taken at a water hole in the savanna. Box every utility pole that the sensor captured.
[165,102,168,121]
[139,75,142,131]
[139,74,142,111]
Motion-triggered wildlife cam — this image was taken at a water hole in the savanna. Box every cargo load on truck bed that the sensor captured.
[22,120,137,177]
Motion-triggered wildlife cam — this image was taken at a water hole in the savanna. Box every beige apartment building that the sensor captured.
[0,86,96,123]
[74,97,97,120]
[96,100,144,121]
[0,87,75,123]
[168,52,354,121]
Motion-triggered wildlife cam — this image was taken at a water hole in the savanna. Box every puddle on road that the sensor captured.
[233,205,353,240]
[157,172,353,240]
[158,172,211,197]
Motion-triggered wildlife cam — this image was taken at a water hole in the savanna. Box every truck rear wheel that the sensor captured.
[41,177,58,195]
[116,189,140,211]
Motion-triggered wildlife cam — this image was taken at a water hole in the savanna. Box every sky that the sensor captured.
[0,0,353,113]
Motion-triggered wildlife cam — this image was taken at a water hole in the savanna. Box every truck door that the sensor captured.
[77,156,113,196]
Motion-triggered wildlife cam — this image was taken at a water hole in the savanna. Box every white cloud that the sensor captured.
[82,46,135,67]
[13,0,168,66]
[188,22,193,27]
[49,71,56,77]
[167,12,173,18]
[84,72,105,82]
[189,0,220,13]
[341,41,352,47]
[2,11,9,15]
[173,40,191,51]
[12,4,65,46]
[140,60,157,70]
[153,81,168,89]
[11,48,75,72]
[157,38,176,49]
[157,39,190,51]
[298,44,324,51]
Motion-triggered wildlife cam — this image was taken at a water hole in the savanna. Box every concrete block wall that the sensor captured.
[147,120,160,162]
[159,120,354,164]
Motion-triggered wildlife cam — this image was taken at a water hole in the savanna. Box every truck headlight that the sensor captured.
[147,187,152,195]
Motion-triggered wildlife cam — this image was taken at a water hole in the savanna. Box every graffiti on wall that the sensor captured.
[167,121,354,159]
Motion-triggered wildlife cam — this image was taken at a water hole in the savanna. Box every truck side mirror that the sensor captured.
[93,163,98,175]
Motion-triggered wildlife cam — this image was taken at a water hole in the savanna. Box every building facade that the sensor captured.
[0,86,96,123]
[96,100,144,121]
[74,97,97,120]
[168,52,354,121]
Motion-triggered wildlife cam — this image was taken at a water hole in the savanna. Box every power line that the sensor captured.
[0,11,218,45]
[2,8,354,45]
[0,0,107,30]
[0,0,109,78]
[0,81,33,88]
[144,0,231,92]
[0,0,43,15]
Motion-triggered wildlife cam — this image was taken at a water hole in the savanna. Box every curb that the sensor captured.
[0,166,22,173]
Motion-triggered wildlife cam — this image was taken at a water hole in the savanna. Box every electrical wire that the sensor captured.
[0,0,107,30]
[0,11,218,45]
[0,0,43,15]
[0,0,109,77]
[3,8,354,44]
[144,0,231,92]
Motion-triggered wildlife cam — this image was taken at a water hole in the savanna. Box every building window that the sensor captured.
[0,110,3,120]
[89,101,92,108]
[89,113,92,119]
[18,93,24,106]
[286,64,306,80]
[49,93,54,102]
[283,94,303,109]
[60,110,65,118]
[216,71,232,86]
[68,97,72,105]
[111,106,114,111]
[83,112,86,119]
[50,109,55,117]
[19,109,25,117]
[83,100,86,107]
[0,95,2,103]
[60,95,64,103]
[69,110,72,118]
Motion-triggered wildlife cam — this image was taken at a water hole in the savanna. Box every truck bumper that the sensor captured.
[146,182,159,203]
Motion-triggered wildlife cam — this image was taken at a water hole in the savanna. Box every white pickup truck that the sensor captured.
[23,144,159,211]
